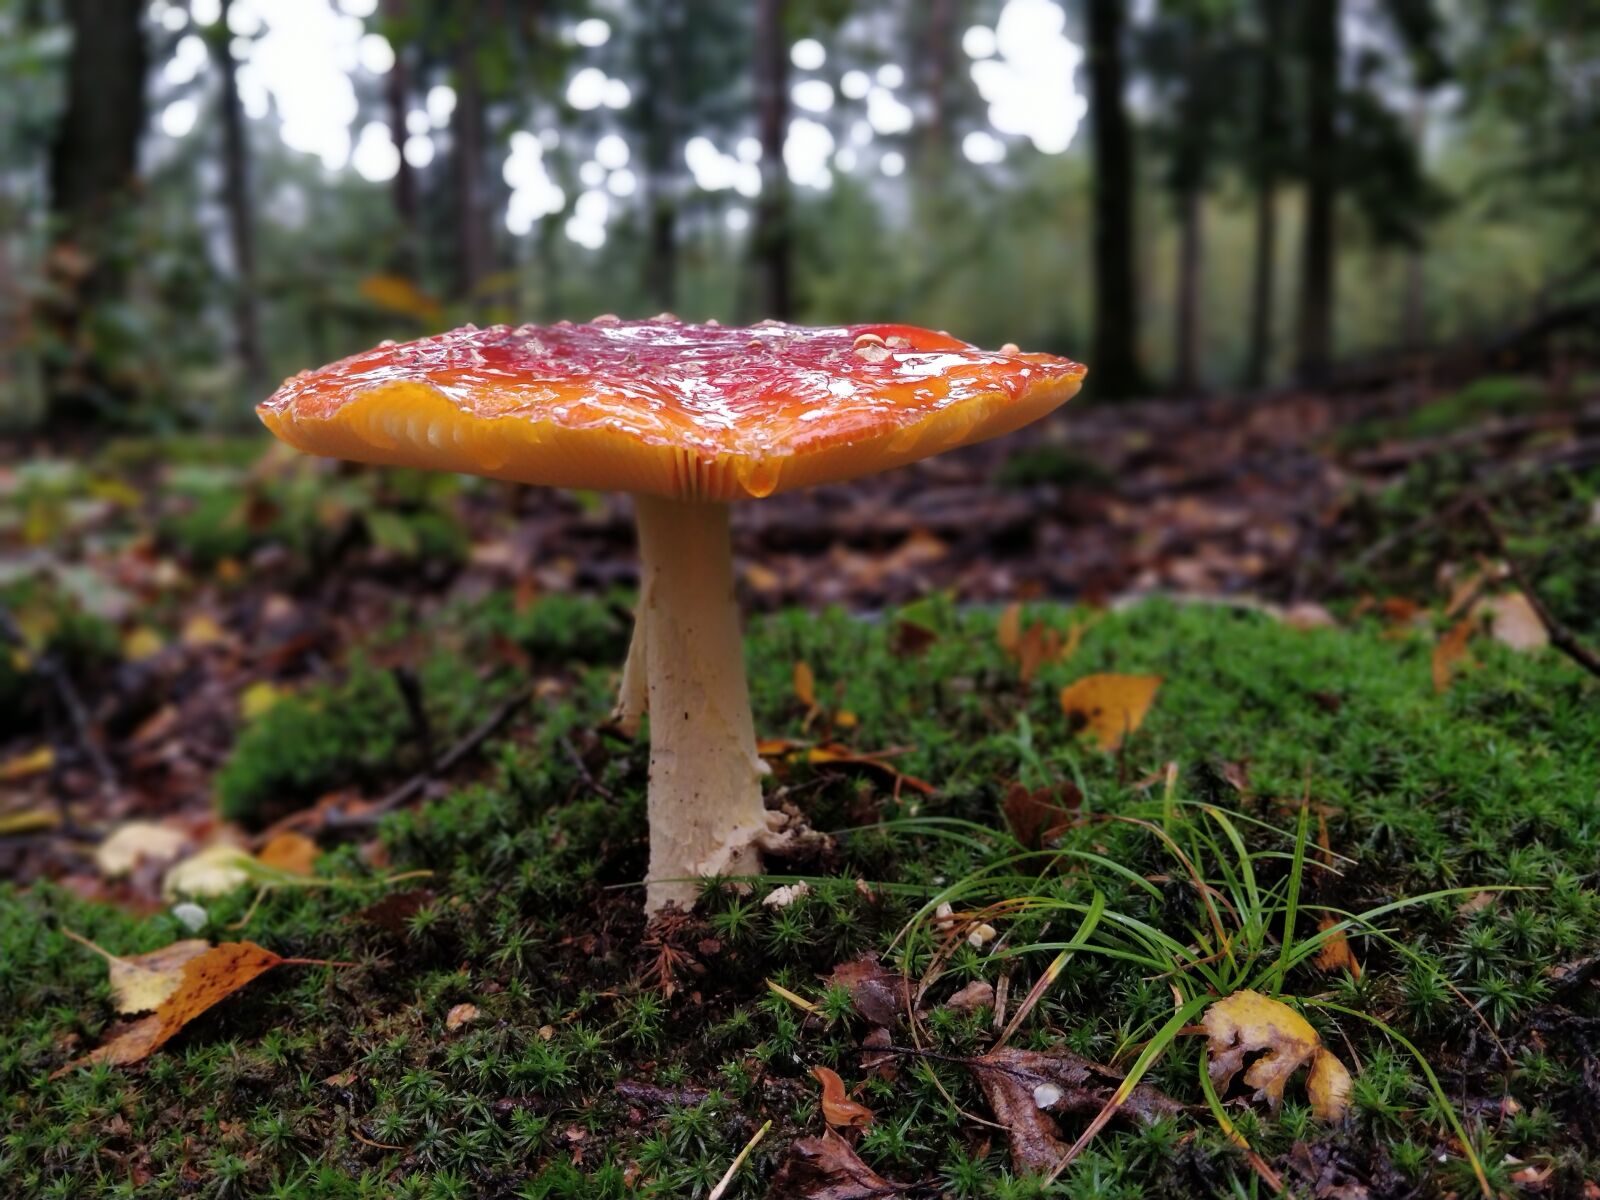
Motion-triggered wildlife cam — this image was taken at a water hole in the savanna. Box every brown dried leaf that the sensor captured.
[255,832,319,876]
[66,930,212,1014]
[888,619,937,659]
[1313,915,1362,979]
[811,1065,875,1128]
[1059,674,1163,751]
[766,1128,910,1199]
[1478,591,1549,652]
[1202,989,1351,1120]
[970,1046,1182,1174]
[1016,622,1063,684]
[55,942,286,1075]
[997,602,1022,656]
[445,1003,479,1031]
[1431,617,1476,693]
[826,956,906,1028]
[1002,782,1082,850]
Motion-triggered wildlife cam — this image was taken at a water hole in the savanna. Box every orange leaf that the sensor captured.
[1016,623,1063,684]
[810,1065,875,1128]
[55,941,287,1075]
[358,273,442,321]
[1059,674,1162,751]
[1313,915,1362,979]
[793,661,817,710]
[256,832,319,876]
[997,603,1022,656]
[1431,617,1476,693]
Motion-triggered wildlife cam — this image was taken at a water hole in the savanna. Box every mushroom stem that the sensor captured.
[632,493,770,914]
[611,576,651,737]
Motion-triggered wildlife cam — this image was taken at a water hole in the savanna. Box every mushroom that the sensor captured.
[257,318,1085,913]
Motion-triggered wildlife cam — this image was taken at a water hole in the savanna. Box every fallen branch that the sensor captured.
[1474,502,1600,679]
[0,603,116,806]
[326,684,535,828]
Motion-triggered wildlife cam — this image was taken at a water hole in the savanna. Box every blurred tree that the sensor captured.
[383,0,423,276]
[451,6,493,305]
[1294,0,1338,384]
[1241,0,1287,388]
[1085,0,1144,397]
[43,0,147,426]
[753,0,792,318]
[214,0,265,388]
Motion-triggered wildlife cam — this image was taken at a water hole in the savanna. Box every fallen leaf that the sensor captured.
[1313,915,1362,979]
[826,956,906,1028]
[1478,591,1548,652]
[255,832,318,876]
[240,680,285,720]
[970,1046,1183,1174]
[445,1003,479,1031]
[122,625,165,661]
[0,745,53,782]
[1002,781,1082,849]
[56,941,288,1075]
[65,930,211,1014]
[96,822,190,877]
[162,844,255,900]
[0,807,58,835]
[794,661,817,710]
[766,1128,910,1198]
[1203,989,1351,1120]
[944,979,995,1013]
[889,619,937,658]
[811,1065,875,1128]
[181,613,229,648]
[1378,596,1426,627]
[997,602,1022,655]
[1431,617,1476,693]
[1281,602,1338,630]
[1016,622,1063,684]
[1059,674,1163,751]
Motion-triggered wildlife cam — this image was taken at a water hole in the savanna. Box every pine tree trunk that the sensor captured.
[917,0,956,166]
[385,0,421,277]
[1086,0,1142,398]
[753,0,793,320]
[641,0,680,311]
[451,26,490,306]
[1242,0,1282,389]
[1173,185,1202,394]
[216,0,265,388]
[1295,0,1339,384]
[43,0,148,427]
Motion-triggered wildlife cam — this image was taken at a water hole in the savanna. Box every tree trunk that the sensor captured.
[384,0,422,276]
[1173,185,1202,394]
[43,0,148,427]
[640,0,680,311]
[451,26,490,306]
[216,0,265,389]
[1242,0,1282,389]
[1085,0,1142,398]
[1295,0,1339,384]
[917,0,957,166]
[753,0,793,320]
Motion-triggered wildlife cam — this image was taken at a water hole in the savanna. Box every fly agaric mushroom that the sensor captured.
[257,318,1085,912]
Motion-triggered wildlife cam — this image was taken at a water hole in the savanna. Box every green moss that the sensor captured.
[4,596,1598,1196]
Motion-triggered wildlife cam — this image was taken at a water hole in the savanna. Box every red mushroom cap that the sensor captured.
[258,318,1086,500]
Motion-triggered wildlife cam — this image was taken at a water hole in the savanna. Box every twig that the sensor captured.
[1350,437,1600,573]
[0,604,115,802]
[390,665,434,767]
[560,736,615,801]
[326,684,535,828]
[707,1119,771,1200]
[1474,501,1600,679]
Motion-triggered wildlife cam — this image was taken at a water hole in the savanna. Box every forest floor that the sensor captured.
[2,369,1599,1197]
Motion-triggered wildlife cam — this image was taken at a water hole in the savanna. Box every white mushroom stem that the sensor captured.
[631,494,771,914]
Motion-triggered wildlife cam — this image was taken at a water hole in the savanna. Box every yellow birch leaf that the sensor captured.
[1058,674,1163,751]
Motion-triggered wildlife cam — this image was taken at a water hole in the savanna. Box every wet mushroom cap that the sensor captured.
[257,318,1087,501]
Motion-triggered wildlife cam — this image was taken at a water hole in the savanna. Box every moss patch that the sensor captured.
[4,598,1598,1197]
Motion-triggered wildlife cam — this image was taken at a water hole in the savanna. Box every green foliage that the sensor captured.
[4,596,1599,1195]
